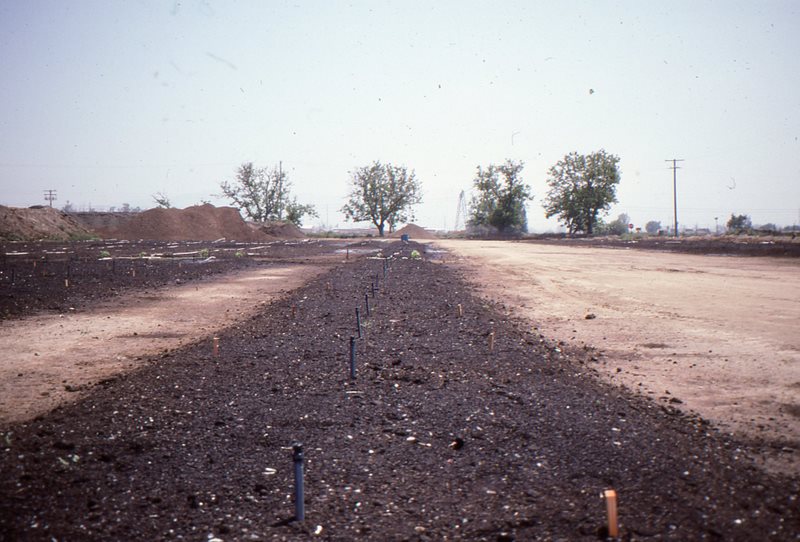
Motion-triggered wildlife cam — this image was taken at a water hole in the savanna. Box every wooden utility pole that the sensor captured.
[43,189,57,207]
[665,159,684,237]
[277,161,283,220]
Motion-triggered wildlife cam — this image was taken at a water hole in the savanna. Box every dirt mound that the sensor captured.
[259,221,306,239]
[391,223,437,239]
[83,205,268,241]
[0,205,94,241]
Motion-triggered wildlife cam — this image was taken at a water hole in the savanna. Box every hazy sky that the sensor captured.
[1,0,798,231]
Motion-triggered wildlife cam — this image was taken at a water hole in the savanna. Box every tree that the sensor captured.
[645,220,662,235]
[468,160,533,234]
[726,213,752,233]
[341,162,422,237]
[543,150,621,235]
[285,198,318,226]
[600,213,630,236]
[220,162,316,224]
[152,192,171,208]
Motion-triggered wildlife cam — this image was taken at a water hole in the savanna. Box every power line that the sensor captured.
[43,189,57,208]
[665,159,684,237]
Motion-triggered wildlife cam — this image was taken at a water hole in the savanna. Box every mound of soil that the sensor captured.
[259,221,307,239]
[80,205,268,241]
[0,205,93,241]
[1,242,798,540]
[391,223,437,239]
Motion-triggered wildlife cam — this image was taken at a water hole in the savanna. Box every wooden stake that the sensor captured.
[488,331,495,352]
[64,279,69,288]
[213,337,220,357]
[604,489,618,538]
[132,269,136,278]
[291,304,297,319]
[457,303,463,317]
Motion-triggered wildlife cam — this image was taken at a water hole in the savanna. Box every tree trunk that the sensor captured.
[377,222,385,237]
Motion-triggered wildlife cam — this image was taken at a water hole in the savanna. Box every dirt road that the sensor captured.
[0,264,328,425]
[435,239,800,473]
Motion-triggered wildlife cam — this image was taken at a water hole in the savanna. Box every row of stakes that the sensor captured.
[208,250,621,536]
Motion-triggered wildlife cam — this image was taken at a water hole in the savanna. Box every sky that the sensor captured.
[1,0,798,232]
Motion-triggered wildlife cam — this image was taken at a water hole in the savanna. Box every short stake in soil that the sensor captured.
[371,282,376,298]
[64,279,69,288]
[457,303,463,318]
[356,308,362,339]
[293,442,305,521]
[291,304,297,319]
[365,293,371,317]
[349,336,357,379]
[213,337,220,357]
[604,489,619,538]
[488,331,495,352]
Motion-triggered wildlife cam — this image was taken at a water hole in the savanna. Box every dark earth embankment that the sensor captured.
[1,242,798,541]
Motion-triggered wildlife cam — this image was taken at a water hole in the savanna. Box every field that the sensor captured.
[435,239,800,476]
[0,238,798,540]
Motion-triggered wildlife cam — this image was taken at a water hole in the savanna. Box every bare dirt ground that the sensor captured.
[435,239,800,474]
[0,264,328,425]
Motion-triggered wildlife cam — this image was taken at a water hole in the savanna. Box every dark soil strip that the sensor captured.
[520,237,800,258]
[0,239,376,320]
[1,242,798,541]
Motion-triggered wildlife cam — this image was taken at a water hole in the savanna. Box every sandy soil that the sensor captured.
[0,264,328,425]
[435,239,800,473]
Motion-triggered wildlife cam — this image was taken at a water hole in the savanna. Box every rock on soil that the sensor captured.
[0,205,93,241]
[0,242,798,540]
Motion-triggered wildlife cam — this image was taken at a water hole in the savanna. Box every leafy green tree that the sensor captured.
[341,162,422,237]
[599,213,630,236]
[468,160,533,234]
[220,162,316,224]
[645,220,662,235]
[285,198,318,226]
[726,213,752,233]
[543,150,621,234]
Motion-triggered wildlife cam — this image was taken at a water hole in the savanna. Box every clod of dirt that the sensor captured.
[585,313,597,320]
[391,223,437,239]
[258,221,306,239]
[0,205,94,241]
[74,204,268,241]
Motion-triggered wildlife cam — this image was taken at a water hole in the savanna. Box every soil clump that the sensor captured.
[75,204,268,241]
[0,205,93,241]
[259,221,307,239]
[391,223,437,240]
[0,242,797,540]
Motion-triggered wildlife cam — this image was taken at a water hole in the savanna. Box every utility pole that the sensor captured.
[43,189,57,208]
[665,159,684,237]
[454,190,467,231]
[277,161,283,220]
